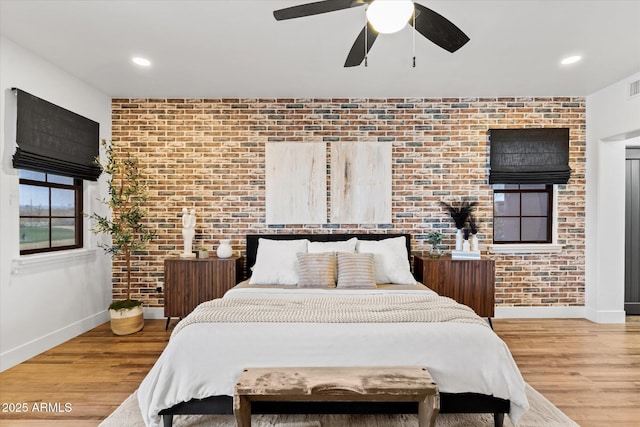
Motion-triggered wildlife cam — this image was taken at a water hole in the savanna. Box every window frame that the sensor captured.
[492,184,553,245]
[19,171,83,255]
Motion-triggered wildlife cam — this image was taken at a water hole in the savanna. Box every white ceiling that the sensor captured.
[1,0,639,98]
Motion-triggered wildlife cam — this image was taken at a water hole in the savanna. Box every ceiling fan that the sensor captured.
[273,0,470,67]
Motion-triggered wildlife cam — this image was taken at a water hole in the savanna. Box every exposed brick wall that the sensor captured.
[111,97,586,308]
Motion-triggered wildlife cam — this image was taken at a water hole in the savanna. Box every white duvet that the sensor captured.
[137,285,529,427]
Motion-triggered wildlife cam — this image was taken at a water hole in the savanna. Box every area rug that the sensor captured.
[100,384,579,427]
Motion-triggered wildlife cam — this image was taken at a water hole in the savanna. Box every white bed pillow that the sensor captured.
[356,236,416,285]
[308,238,358,254]
[249,238,309,285]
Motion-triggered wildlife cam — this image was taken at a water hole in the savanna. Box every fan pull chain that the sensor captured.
[364,13,368,67]
[412,10,416,67]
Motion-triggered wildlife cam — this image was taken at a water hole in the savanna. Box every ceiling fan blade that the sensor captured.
[411,3,469,53]
[274,0,364,21]
[344,23,378,67]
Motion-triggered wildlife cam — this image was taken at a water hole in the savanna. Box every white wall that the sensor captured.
[586,71,640,323]
[0,36,112,371]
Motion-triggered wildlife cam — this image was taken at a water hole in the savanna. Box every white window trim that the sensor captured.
[488,243,563,254]
[11,248,97,275]
[488,185,564,254]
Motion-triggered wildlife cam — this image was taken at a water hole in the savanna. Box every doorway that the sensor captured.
[625,147,640,314]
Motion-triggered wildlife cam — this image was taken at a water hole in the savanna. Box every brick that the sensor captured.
[111,97,586,308]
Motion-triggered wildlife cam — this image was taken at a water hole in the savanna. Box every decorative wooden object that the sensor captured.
[414,255,495,318]
[163,256,242,329]
[234,366,439,427]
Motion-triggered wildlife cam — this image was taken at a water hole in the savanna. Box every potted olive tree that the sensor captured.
[90,140,156,335]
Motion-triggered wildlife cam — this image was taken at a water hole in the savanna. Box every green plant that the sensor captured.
[198,247,208,251]
[426,232,444,245]
[108,299,143,311]
[426,231,444,258]
[89,140,156,310]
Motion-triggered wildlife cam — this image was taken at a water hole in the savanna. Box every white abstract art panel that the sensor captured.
[266,142,327,224]
[331,142,392,224]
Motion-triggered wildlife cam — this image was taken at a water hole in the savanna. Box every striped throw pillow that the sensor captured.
[337,253,376,289]
[297,253,337,288]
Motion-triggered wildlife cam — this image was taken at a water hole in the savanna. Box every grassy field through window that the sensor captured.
[18,171,82,254]
[19,225,76,251]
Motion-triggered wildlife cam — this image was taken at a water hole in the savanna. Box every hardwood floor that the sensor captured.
[0,317,638,426]
[493,317,640,427]
[0,320,171,427]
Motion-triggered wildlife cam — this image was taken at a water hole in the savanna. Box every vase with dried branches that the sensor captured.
[440,201,477,251]
[469,214,480,251]
[89,140,156,335]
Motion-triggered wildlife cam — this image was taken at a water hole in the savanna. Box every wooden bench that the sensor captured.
[233,366,440,427]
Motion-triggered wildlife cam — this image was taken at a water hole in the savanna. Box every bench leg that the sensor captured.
[162,414,173,427]
[233,395,251,427]
[494,412,505,427]
[418,394,440,427]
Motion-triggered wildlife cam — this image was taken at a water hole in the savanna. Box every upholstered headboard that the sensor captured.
[245,233,411,279]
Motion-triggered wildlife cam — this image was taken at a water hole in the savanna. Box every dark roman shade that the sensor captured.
[488,128,571,184]
[12,89,101,181]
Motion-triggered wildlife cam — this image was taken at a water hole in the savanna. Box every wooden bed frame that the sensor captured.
[159,233,510,427]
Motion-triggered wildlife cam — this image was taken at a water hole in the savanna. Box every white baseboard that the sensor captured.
[0,310,109,373]
[495,306,586,319]
[585,307,627,323]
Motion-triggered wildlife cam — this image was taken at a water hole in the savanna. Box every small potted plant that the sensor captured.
[426,231,444,258]
[198,246,209,259]
[89,140,156,335]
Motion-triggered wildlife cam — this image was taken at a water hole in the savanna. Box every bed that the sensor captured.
[139,233,528,427]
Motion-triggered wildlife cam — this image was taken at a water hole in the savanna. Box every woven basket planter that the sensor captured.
[109,305,144,335]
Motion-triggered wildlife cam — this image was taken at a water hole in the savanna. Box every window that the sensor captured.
[493,184,552,244]
[19,170,83,254]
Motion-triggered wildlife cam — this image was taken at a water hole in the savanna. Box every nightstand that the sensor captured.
[414,255,495,322]
[163,256,243,329]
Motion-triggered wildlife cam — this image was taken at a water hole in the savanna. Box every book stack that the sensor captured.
[451,250,481,260]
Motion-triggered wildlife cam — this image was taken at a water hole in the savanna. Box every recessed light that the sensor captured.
[132,57,151,67]
[561,55,582,65]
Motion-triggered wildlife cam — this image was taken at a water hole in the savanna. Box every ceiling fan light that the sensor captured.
[132,56,151,67]
[561,55,582,65]
[366,0,414,34]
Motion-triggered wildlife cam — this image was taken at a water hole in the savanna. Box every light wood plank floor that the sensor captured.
[493,317,640,427]
[0,317,638,426]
